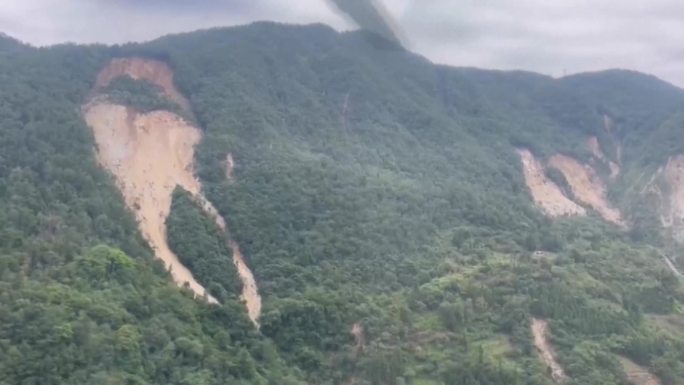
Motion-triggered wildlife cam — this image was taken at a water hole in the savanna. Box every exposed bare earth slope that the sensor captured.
[95,57,191,110]
[548,154,624,226]
[663,255,683,278]
[619,356,661,385]
[518,146,626,227]
[660,156,684,241]
[517,149,586,217]
[587,136,620,179]
[195,195,262,323]
[84,58,262,324]
[531,318,567,383]
[641,156,684,242]
[84,103,217,303]
[225,153,235,180]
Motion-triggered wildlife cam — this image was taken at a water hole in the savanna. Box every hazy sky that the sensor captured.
[1,0,682,87]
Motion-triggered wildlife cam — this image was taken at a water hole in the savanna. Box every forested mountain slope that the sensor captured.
[0,23,683,385]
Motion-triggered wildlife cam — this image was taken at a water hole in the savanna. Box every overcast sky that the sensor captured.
[1,0,683,87]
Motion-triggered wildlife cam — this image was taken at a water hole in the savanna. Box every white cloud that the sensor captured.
[393,0,684,86]
[0,0,350,45]
[0,0,682,87]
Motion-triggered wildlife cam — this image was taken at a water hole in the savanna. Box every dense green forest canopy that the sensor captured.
[0,22,682,385]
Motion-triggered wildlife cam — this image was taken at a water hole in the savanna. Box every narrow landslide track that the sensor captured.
[661,156,684,242]
[83,58,261,325]
[587,136,620,179]
[619,356,662,385]
[662,255,683,278]
[642,155,684,243]
[531,318,567,383]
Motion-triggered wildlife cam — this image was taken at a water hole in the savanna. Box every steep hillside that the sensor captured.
[587,136,620,178]
[531,319,567,383]
[147,23,683,384]
[95,57,191,110]
[84,58,262,324]
[650,156,684,243]
[619,356,662,385]
[84,103,218,302]
[1,22,683,385]
[0,38,292,385]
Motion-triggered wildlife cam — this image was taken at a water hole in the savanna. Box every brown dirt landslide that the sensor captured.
[517,145,625,227]
[662,156,684,231]
[84,103,218,303]
[618,356,661,385]
[83,58,261,325]
[95,57,191,110]
[587,136,620,179]
[548,154,625,227]
[640,155,684,243]
[531,318,567,383]
[517,149,586,217]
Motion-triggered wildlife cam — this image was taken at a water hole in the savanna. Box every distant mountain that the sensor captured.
[0,32,27,52]
[0,22,682,385]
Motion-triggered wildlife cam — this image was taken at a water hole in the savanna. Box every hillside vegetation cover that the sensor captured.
[0,24,683,385]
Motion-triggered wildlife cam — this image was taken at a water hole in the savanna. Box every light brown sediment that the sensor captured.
[587,136,620,179]
[641,156,684,242]
[85,101,262,324]
[195,195,262,325]
[661,156,684,239]
[351,322,365,351]
[84,103,217,303]
[548,154,624,226]
[517,149,586,217]
[95,57,191,111]
[618,356,661,385]
[531,318,567,382]
[225,153,235,179]
[662,255,682,278]
[86,58,262,324]
[603,114,614,133]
